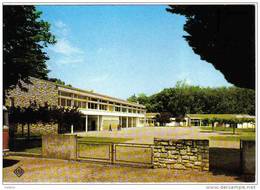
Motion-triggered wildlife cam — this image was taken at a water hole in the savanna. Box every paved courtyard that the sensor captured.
[3,156,242,183]
[77,126,241,148]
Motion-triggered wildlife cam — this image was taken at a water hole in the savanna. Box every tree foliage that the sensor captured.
[166,5,255,89]
[3,5,56,99]
[129,81,255,117]
[8,104,84,136]
[155,112,172,126]
[48,78,72,87]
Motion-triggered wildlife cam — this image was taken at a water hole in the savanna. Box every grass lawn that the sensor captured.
[209,134,255,141]
[200,126,255,132]
[23,147,42,154]
[200,126,255,142]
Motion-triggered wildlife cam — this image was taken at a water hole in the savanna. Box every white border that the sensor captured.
[0,1,258,190]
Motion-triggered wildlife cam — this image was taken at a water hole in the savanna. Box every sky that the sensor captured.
[37,5,232,99]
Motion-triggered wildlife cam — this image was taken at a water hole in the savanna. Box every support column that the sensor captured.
[97,115,100,131]
[71,125,74,134]
[126,117,129,128]
[100,116,103,131]
[85,115,88,132]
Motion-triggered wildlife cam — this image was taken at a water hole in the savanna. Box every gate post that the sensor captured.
[111,143,115,164]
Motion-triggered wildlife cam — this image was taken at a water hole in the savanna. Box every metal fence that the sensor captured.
[77,139,153,168]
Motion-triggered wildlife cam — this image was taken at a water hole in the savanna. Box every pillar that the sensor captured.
[71,125,74,134]
[100,116,103,131]
[120,116,123,126]
[85,115,88,132]
[97,115,100,131]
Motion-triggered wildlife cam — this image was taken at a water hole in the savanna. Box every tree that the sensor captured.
[155,112,172,126]
[128,81,255,117]
[127,94,138,103]
[48,78,73,87]
[8,104,84,137]
[166,5,255,89]
[3,5,56,102]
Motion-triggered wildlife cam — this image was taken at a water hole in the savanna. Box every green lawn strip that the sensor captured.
[23,147,42,154]
[209,134,255,141]
[200,126,255,132]
[77,136,133,143]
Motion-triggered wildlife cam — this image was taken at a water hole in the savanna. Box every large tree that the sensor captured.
[3,5,56,101]
[129,81,255,116]
[166,5,255,89]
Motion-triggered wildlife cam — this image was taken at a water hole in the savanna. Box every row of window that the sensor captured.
[58,98,144,113]
[58,91,143,110]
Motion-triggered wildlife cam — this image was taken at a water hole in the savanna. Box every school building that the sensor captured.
[6,77,147,133]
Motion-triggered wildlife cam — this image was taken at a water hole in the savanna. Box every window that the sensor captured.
[128,109,132,113]
[82,102,86,108]
[67,99,71,107]
[115,107,121,112]
[78,95,85,99]
[90,98,98,102]
[122,108,127,112]
[61,98,66,106]
[59,91,72,97]
[100,105,107,110]
[74,100,78,107]
[100,99,107,103]
[88,102,98,109]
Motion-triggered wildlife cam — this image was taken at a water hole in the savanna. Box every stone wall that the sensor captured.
[42,134,77,160]
[153,138,209,171]
[241,140,255,175]
[6,77,59,108]
[15,123,58,136]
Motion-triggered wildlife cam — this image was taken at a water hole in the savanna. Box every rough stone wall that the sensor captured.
[15,123,58,136]
[6,77,58,108]
[153,138,209,171]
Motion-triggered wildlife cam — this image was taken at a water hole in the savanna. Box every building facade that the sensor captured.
[6,77,147,132]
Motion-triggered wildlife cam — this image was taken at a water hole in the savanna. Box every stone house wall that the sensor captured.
[5,77,59,108]
[153,138,209,171]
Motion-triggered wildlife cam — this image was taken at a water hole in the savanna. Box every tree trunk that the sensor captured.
[232,123,236,135]
[22,125,24,137]
[27,123,30,140]
[212,122,214,132]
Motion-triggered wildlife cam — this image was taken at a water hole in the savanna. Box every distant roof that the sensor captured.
[186,114,255,119]
[146,113,159,118]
